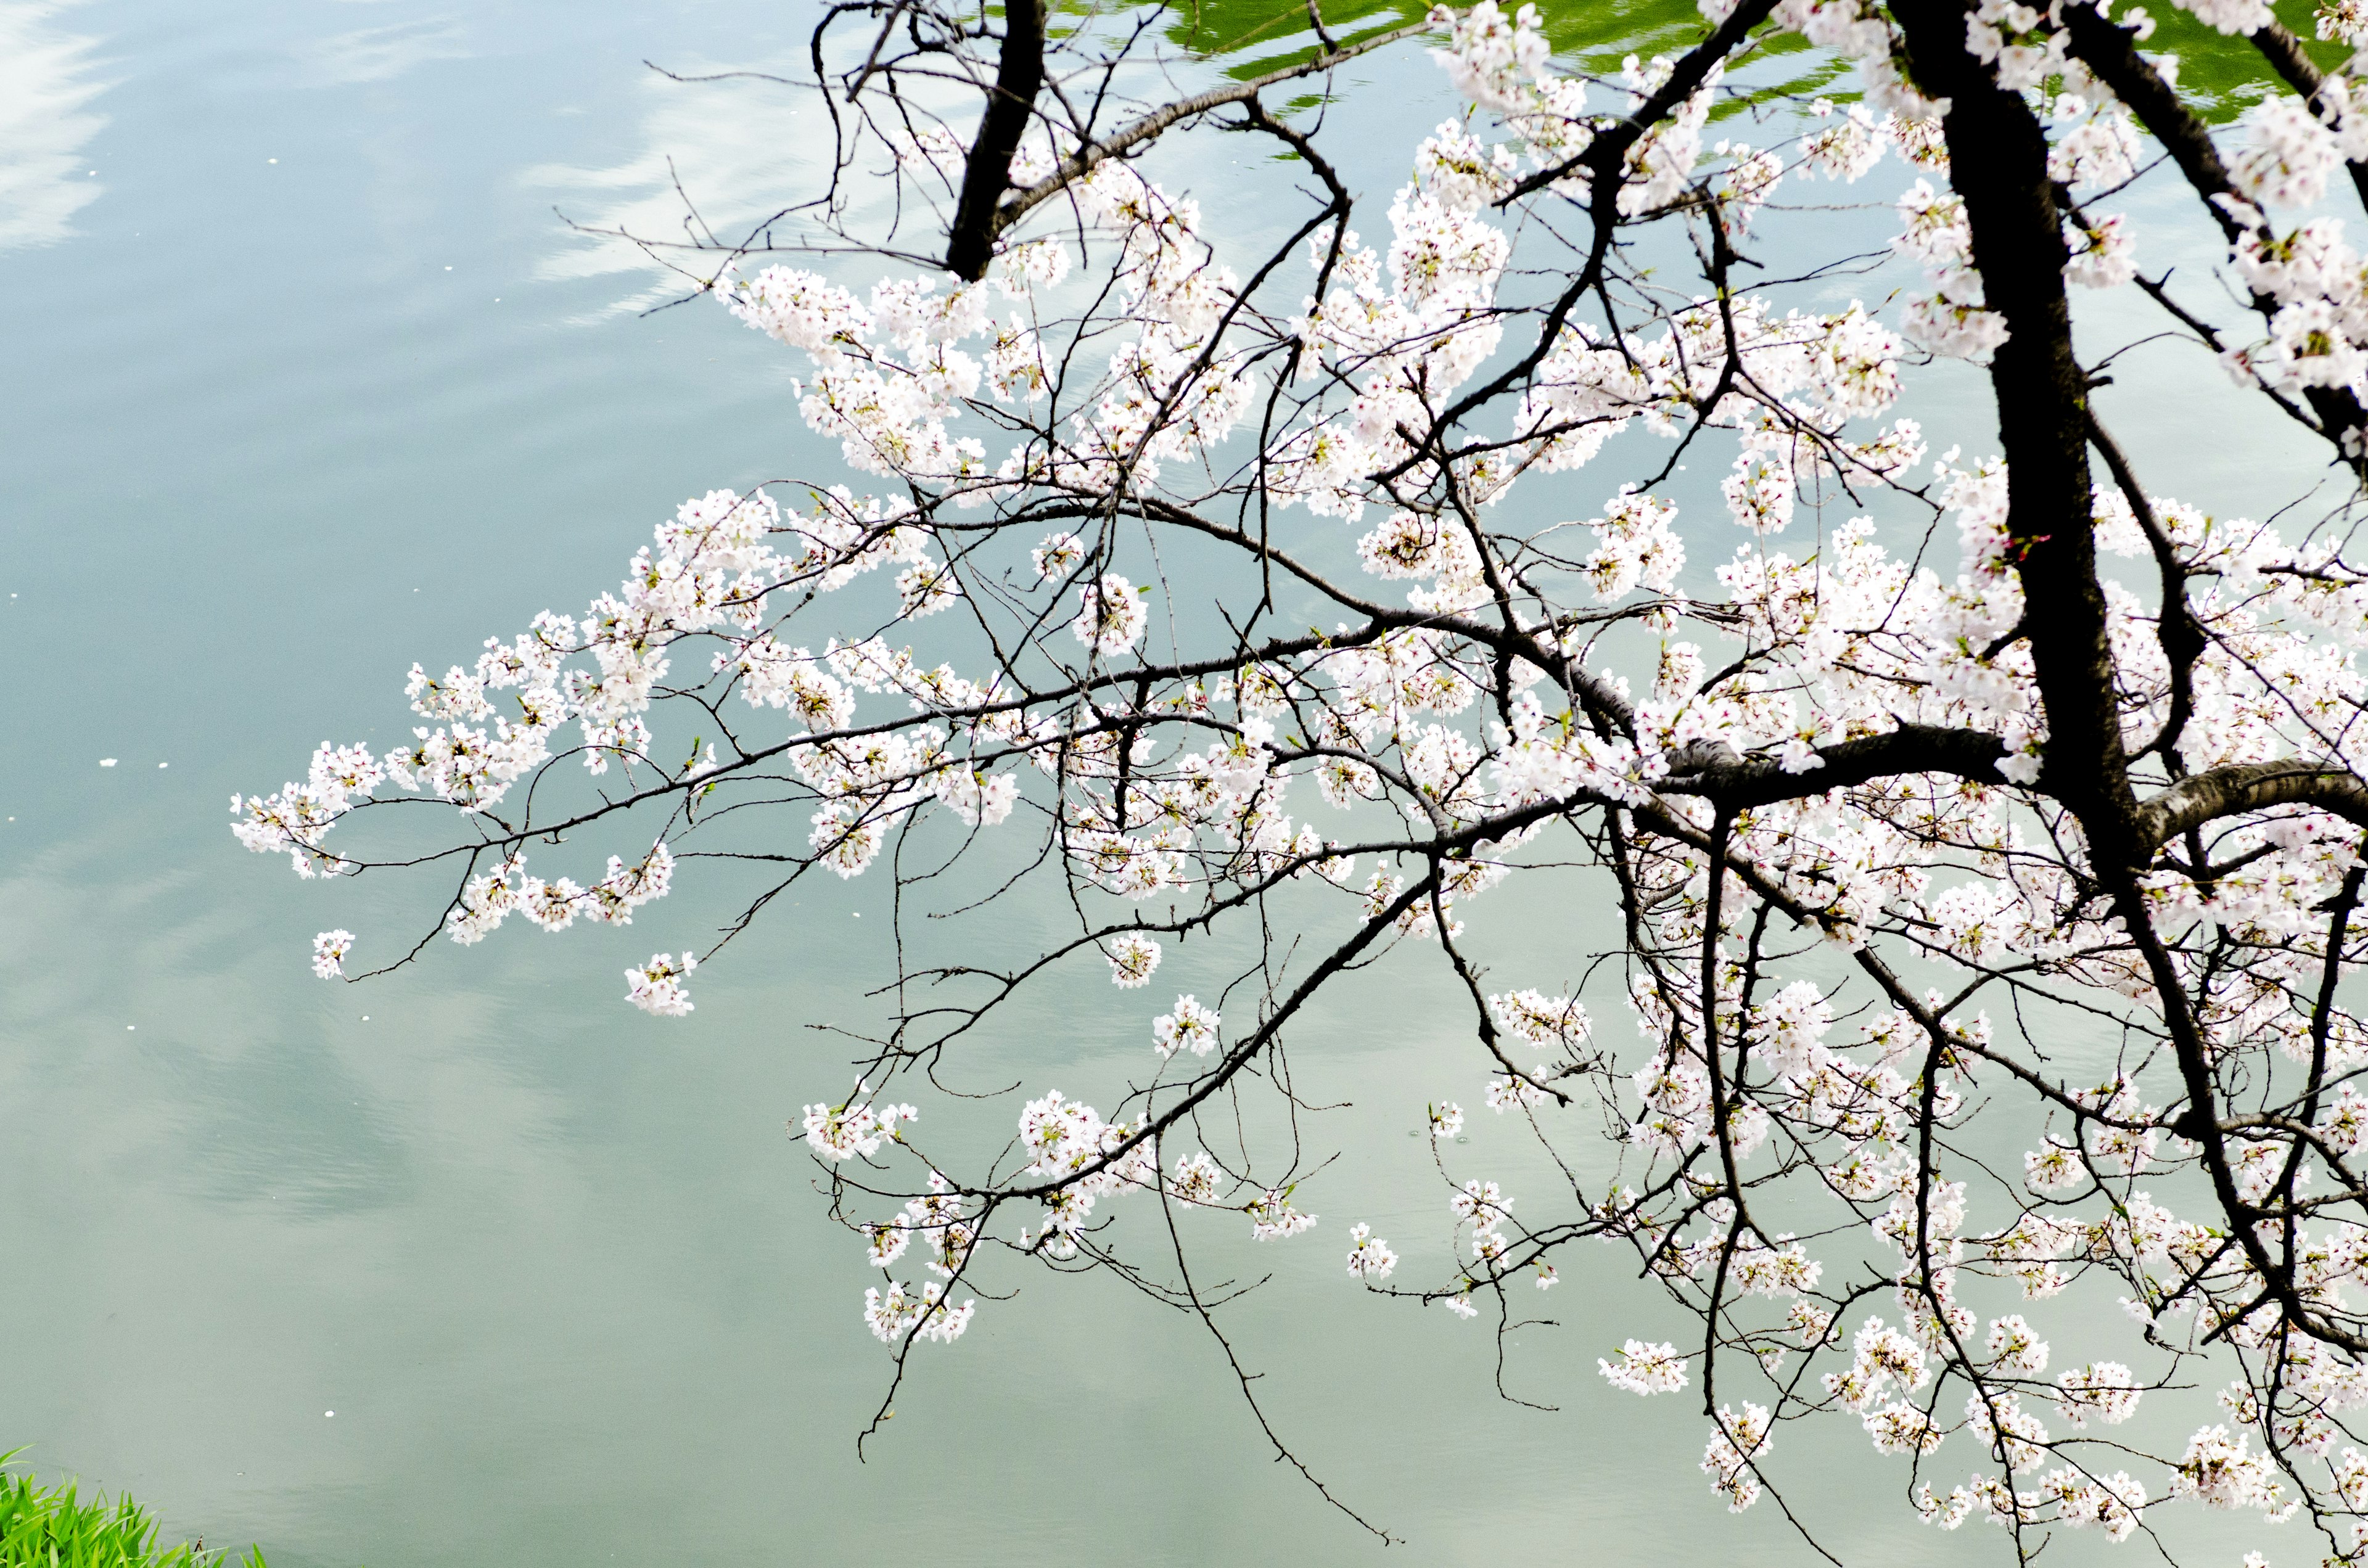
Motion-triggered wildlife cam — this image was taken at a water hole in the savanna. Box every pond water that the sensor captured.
[0,1,2332,1564]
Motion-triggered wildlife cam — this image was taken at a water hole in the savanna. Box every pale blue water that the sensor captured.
[0,2,2317,1564]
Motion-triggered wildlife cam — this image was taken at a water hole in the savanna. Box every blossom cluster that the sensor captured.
[231,0,2368,1555]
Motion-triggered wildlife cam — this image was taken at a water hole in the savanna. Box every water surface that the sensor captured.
[0,2,2327,1564]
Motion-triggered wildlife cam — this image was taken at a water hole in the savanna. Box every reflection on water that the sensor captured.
[300,18,471,88]
[0,2,2333,1566]
[525,59,821,318]
[0,2,107,250]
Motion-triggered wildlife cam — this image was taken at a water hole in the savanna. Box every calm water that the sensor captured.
[0,1,2325,1564]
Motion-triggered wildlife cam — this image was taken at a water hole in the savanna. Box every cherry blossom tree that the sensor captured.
[235,0,2368,1555]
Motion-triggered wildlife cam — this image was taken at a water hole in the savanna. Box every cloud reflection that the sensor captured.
[0,2,108,252]
[524,62,830,319]
[302,17,470,86]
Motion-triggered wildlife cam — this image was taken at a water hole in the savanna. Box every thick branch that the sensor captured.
[2060,1,2368,443]
[1498,0,1778,205]
[946,0,1048,281]
[983,20,1429,252]
[1897,0,2134,852]
[1658,722,2012,806]
[2136,760,2368,848]
[2246,20,2368,213]
[2085,408,2205,763]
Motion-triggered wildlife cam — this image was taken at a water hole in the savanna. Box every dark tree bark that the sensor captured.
[945,0,1047,281]
[1895,0,2139,860]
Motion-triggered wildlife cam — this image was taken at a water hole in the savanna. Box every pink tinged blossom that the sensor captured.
[1799,99,1886,183]
[2233,96,2343,209]
[2322,0,2368,42]
[2063,212,2137,290]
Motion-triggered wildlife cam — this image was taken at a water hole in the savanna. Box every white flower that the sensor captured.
[1104,931,1161,987]
[1170,1150,1224,1205]
[863,1280,975,1345]
[1032,531,1085,580]
[1248,1187,1317,1239]
[1600,1339,1689,1394]
[1701,1403,1772,1511]
[1072,573,1148,656]
[1800,100,1885,183]
[864,1221,911,1268]
[623,950,697,1016]
[1451,1178,1511,1231]
[2232,96,2341,208]
[2055,1361,2143,1426]
[311,929,355,979]
[1346,1221,1399,1279]
[799,1091,916,1162]
[1153,993,1221,1057]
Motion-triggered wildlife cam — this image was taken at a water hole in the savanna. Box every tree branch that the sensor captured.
[946,0,1048,281]
[981,19,1430,257]
[2136,760,2368,850]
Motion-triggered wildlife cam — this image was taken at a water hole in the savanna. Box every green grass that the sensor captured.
[0,1453,264,1568]
[1127,0,2350,119]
